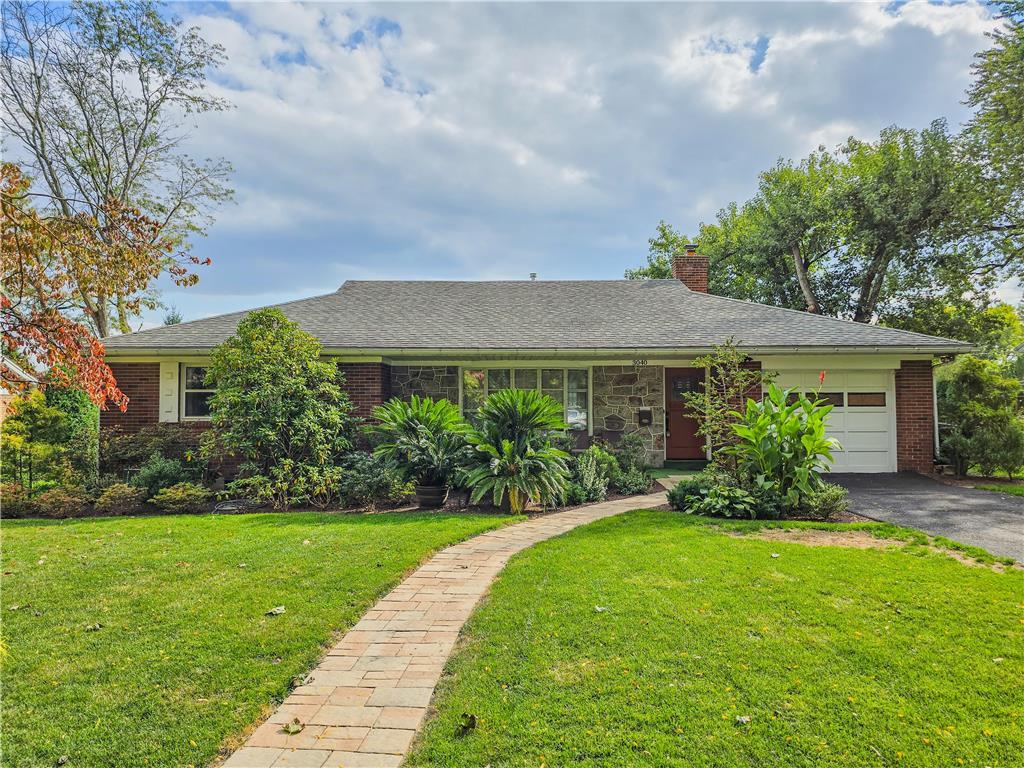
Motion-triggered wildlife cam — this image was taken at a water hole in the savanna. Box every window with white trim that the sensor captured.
[461,367,589,431]
[181,365,214,419]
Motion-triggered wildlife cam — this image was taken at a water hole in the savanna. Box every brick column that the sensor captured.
[895,360,935,474]
[101,362,160,431]
[339,362,391,419]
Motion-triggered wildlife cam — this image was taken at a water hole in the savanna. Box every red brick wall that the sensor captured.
[895,360,935,473]
[672,254,709,293]
[339,362,391,418]
[101,362,160,431]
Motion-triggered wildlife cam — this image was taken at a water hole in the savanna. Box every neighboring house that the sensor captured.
[100,251,971,473]
[0,358,39,424]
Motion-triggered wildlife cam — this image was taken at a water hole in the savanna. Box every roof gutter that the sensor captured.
[102,344,976,358]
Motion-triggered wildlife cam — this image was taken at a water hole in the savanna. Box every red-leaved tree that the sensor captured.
[2,163,195,409]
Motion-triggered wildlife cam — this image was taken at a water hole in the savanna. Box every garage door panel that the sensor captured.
[842,432,890,451]
[765,368,894,473]
[843,411,889,431]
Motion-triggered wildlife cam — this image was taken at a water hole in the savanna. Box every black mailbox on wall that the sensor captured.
[637,409,653,427]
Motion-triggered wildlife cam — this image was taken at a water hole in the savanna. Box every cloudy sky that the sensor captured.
[150,0,1015,325]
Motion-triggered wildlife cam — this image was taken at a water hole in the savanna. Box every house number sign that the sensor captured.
[633,359,649,367]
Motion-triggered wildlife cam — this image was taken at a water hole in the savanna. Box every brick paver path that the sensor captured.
[223,491,667,768]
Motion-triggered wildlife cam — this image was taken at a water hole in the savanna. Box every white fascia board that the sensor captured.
[104,345,970,361]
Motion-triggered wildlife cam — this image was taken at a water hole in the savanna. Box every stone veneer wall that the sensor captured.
[592,365,665,465]
[390,366,461,404]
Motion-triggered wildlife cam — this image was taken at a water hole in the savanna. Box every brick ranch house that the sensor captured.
[100,252,971,473]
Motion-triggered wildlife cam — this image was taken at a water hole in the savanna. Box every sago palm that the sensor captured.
[464,389,570,513]
[366,396,471,486]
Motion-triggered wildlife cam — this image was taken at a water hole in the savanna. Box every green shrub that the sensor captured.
[366,396,471,488]
[548,433,578,454]
[667,475,708,510]
[34,486,89,518]
[566,450,608,504]
[204,308,356,510]
[94,483,146,515]
[287,453,413,510]
[150,482,210,514]
[338,453,412,509]
[613,466,652,495]
[969,417,1024,479]
[583,444,619,483]
[1,483,35,518]
[613,432,649,472]
[44,386,99,485]
[463,389,570,514]
[100,424,194,475]
[132,453,189,498]
[797,482,849,520]
[725,383,838,507]
[748,485,786,520]
[668,468,775,519]
[686,485,758,519]
[937,355,1023,476]
[1,391,68,493]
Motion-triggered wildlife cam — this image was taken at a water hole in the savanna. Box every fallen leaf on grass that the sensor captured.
[594,606,608,613]
[84,623,103,632]
[735,715,752,725]
[266,606,286,616]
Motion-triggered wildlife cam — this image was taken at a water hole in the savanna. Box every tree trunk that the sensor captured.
[790,244,820,314]
[853,246,893,323]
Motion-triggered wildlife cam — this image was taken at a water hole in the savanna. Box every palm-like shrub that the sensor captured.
[463,389,570,514]
[367,396,470,487]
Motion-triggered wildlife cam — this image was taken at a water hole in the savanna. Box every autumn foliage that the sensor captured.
[1,163,205,409]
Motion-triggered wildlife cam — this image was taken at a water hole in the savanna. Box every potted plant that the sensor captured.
[367,396,470,508]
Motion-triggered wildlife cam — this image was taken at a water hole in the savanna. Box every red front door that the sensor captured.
[665,367,705,460]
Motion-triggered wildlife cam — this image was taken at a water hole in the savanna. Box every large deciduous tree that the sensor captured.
[1,0,232,336]
[633,122,1021,328]
[965,0,1023,266]
[1,162,184,406]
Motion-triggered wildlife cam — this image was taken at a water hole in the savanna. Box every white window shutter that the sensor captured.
[159,362,179,422]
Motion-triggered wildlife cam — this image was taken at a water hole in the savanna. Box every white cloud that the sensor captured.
[162,0,1000,319]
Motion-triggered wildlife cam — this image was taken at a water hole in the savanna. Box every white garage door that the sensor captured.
[772,370,896,473]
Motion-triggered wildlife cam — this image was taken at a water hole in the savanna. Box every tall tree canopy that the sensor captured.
[1,162,184,406]
[965,0,1023,264]
[630,4,1023,341]
[1,0,232,336]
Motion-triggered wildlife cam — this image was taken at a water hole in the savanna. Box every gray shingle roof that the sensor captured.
[103,280,971,352]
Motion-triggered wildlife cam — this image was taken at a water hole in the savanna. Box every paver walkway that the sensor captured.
[223,491,668,768]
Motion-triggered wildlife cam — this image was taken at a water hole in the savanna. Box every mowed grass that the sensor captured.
[976,483,1024,497]
[0,510,512,768]
[409,510,1024,768]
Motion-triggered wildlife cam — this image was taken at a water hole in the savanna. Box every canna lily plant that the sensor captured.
[724,383,840,507]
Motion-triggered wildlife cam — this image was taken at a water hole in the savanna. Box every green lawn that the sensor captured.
[0,510,512,768]
[976,483,1024,497]
[409,510,1024,768]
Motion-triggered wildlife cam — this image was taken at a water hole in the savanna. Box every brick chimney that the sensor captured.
[672,244,708,292]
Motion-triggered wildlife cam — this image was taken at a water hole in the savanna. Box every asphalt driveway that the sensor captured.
[832,474,1024,562]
